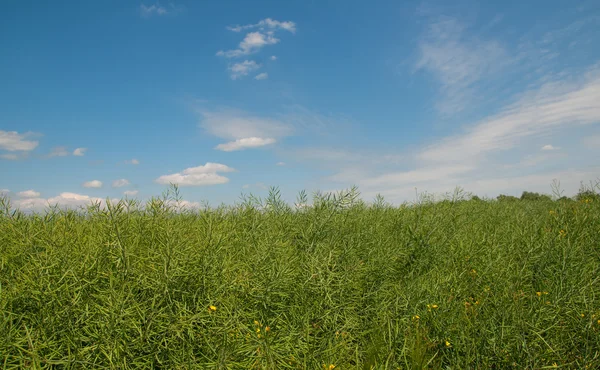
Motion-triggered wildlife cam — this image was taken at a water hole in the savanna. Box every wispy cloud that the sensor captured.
[215,137,276,152]
[0,130,39,151]
[199,108,294,142]
[125,159,140,165]
[218,32,279,58]
[226,18,296,34]
[0,153,19,160]
[228,60,261,80]
[155,163,235,186]
[541,144,559,151]
[47,146,69,158]
[11,192,114,211]
[216,18,295,78]
[73,147,87,156]
[418,68,600,164]
[139,3,182,17]
[83,180,103,188]
[17,190,41,198]
[255,72,269,80]
[415,16,510,115]
[112,179,130,188]
[123,190,139,196]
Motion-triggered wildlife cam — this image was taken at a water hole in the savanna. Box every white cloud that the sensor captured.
[218,32,279,58]
[226,18,296,34]
[255,72,269,80]
[270,55,277,61]
[17,190,40,198]
[199,108,293,141]
[418,69,600,164]
[228,60,261,79]
[12,192,107,211]
[83,180,103,188]
[155,162,235,186]
[276,161,285,166]
[0,189,9,194]
[140,3,168,17]
[112,179,130,188]
[541,144,559,151]
[48,146,69,157]
[215,137,276,151]
[73,147,87,156]
[0,153,19,160]
[0,130,39,151]
[125,158,140,165]
[416,17,510,115]
[123,190,139,196]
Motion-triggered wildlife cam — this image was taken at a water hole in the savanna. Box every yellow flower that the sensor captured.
[559,230,567,237]
[580,313,585,318]
[445,340,451,347]
[265,326,270,332]
[471,269,477,275]
[597,319,600,325]
[253,320,260,326]
[208,305,217,312]
[431,304,438,309]
[328,365,336,370]
[412,315,420,320]
[536,292,542,297]
[549,210,556,215]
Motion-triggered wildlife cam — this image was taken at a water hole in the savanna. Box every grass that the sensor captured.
[0,186,599,369]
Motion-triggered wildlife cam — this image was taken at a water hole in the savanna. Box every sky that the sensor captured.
[1,0,600,210]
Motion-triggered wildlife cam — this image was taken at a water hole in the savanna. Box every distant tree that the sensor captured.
[520,191,552,201]
[471,195,482,201]
[497,194,519,202]
[557,196,574,203]
[575,182,600,202]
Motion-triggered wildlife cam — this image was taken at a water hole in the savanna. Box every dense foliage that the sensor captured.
[1,186,599,369]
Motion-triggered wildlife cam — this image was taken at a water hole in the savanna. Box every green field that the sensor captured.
[1,187,599,369]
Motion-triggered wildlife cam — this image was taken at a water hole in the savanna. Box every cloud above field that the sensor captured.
[199,108,293,151]
[47,146,69,158]
[415,17,511,115]
[11,192,110,211]
[216,18,295,79]
[112,179,130,188]
[215,137,276,151]
[418,68,600,165]
[228,60,261,80]
[0,130,39,152]
[318,58,600,202]
[83,180,103,188]
[73,147,87,156]
[17,190,41,198]
[155,162,235,186]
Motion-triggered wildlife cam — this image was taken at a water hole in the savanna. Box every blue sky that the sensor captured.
[1,0,600,209]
